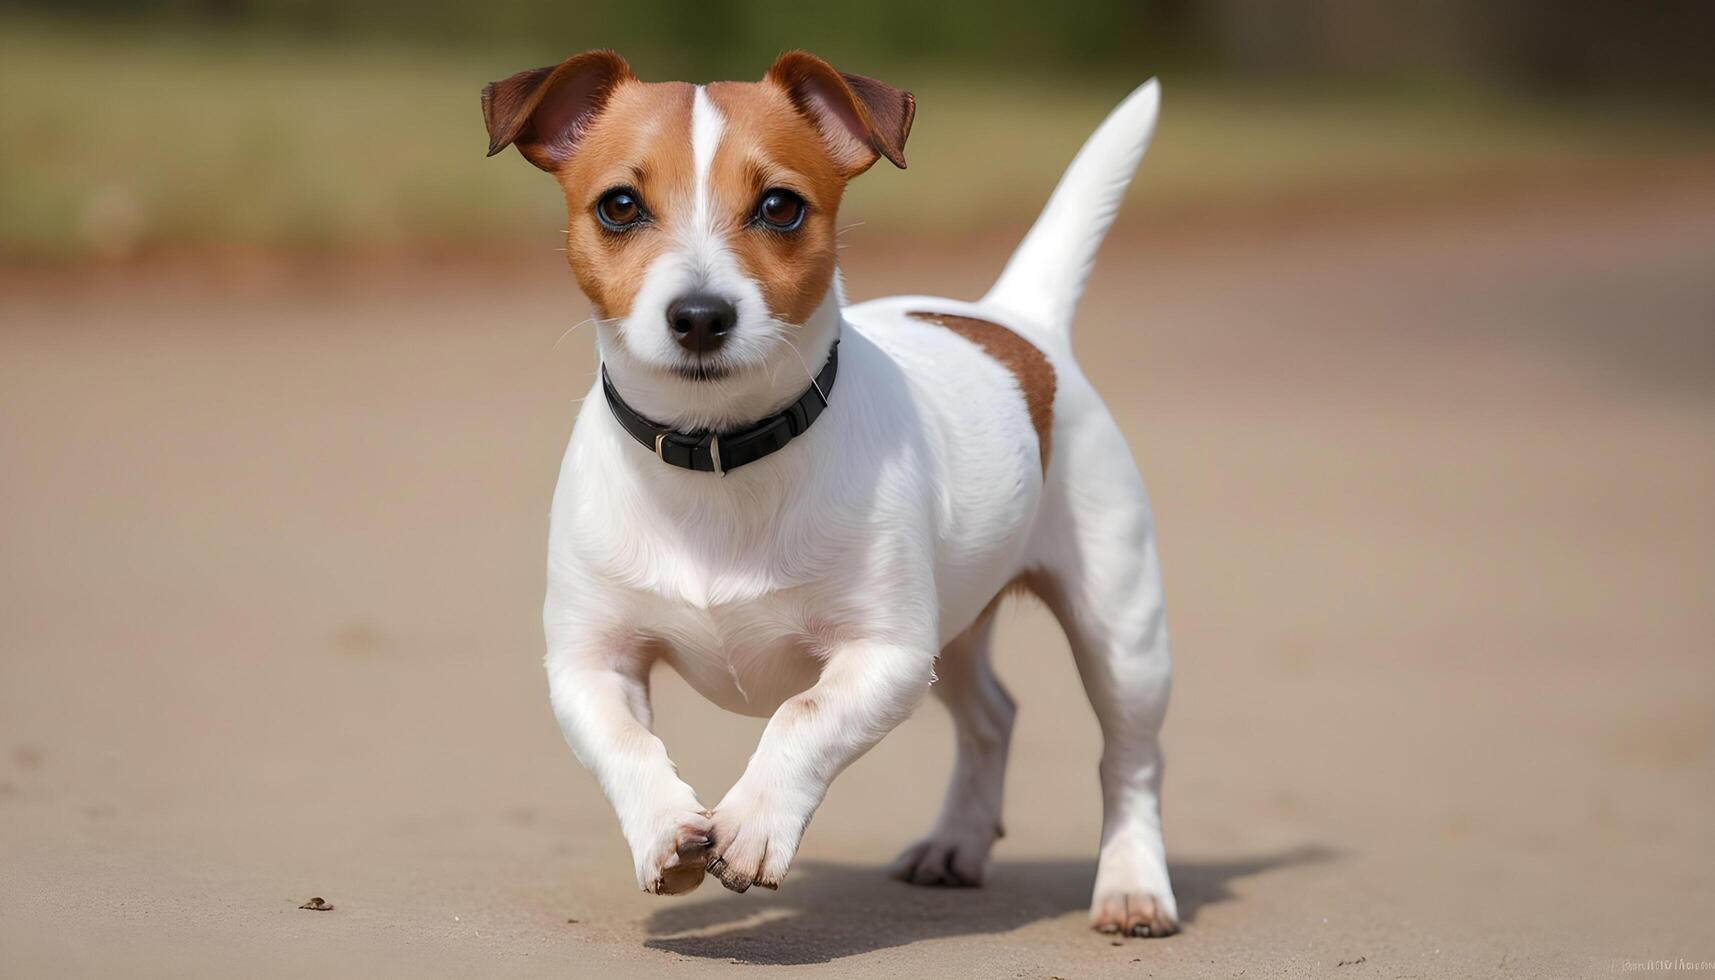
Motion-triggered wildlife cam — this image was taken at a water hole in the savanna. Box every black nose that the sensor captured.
[666,293,737,354]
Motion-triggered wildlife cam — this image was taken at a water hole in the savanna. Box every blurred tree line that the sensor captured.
[10,0,1713,100]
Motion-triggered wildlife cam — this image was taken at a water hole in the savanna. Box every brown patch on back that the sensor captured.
[706,81,848,326]
[908,312,1057,470]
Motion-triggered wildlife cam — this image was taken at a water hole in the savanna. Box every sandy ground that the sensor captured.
[2,180,1713,978]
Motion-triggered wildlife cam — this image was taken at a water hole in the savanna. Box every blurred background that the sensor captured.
[4,0,1714,259]
[2,3,1711,978]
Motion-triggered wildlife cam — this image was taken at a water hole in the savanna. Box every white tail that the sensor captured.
[982,80,1160,334]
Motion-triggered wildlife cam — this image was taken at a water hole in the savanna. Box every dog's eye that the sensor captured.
[596,189,645,230]
[754,189,806,231]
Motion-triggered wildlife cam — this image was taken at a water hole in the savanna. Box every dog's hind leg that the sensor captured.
[1027,401,1179,937]
[888,613,1015,887]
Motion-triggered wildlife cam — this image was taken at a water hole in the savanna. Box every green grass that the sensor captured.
[3,17,1710,261]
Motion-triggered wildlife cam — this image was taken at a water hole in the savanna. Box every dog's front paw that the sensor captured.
[706,788,807,893]
[632,811,715,896]
[1090,891,1180,938]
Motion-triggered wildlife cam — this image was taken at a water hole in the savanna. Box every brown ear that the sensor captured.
[482,50,633,172]
[766,51,914,175]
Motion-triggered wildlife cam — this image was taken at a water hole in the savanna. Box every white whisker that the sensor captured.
[782,335,827,405]
[553,315,618,351]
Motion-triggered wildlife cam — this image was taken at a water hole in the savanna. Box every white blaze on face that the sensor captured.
[690,86,725,247]
[684,86,755,311]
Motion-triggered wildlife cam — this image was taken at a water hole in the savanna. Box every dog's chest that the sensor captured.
[650,598,825,718]
[563,418,899,612]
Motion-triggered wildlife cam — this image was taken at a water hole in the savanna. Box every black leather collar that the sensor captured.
[601,340,839,475]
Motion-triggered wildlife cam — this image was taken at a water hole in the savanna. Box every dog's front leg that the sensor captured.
[546,645,713,896]
[707,640,934,892]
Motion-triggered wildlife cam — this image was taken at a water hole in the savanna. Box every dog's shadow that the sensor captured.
[643,844,1333,965]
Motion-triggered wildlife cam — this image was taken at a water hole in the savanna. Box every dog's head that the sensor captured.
[483,51,912,394]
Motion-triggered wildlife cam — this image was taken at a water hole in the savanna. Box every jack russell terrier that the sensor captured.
[483,50,1176,938]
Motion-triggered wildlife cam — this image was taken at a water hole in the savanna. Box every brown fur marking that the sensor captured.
[552,80,695,319]
[908,312,1057,470]
[707,81,848,325]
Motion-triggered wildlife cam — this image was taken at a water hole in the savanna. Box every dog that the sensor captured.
[482,50,1177,938]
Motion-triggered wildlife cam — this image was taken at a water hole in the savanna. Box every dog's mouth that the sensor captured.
[669,361,733,382]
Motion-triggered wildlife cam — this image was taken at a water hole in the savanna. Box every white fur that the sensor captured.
[690,86,722,232]
[985,80,1161,331]
[545,80,1177,928]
